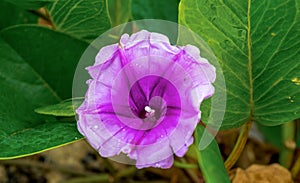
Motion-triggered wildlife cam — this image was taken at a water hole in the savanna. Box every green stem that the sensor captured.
[174,160,198,169]
[225,120,252,170]
[279,121,296,168]
[61,174,112,183]
[291,153,300,178]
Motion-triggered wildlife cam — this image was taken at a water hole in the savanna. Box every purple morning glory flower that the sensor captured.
[76,30,216,169]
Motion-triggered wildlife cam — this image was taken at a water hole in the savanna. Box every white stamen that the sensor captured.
[144,106,155,117]
[144,106,152,113]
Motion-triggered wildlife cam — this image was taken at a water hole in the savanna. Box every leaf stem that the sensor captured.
[61,174,112,183]
[292,152,300,178]
[173,160,198,169]
[225,120,252,170]
[279,121,296,168]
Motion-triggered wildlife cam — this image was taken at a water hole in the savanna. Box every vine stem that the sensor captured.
[225,120,252,170]
[291,119,300,178]
[173,160,198,169]
[292,152,300,178]
[61,174,112,183]
[279,121,296,168]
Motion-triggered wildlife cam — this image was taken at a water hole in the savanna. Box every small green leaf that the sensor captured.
[35,98,83,117]
[46,0,111,42]
[195,125,230,183]
[4,0,54,10]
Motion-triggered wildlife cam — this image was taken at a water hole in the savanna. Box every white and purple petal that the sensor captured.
[76,30,216,169]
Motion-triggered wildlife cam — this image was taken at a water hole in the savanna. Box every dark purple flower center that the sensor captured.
[138,105,157,119]
[128,75,180,127]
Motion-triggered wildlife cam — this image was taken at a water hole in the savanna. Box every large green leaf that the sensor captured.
[108,0,132,26]
[0,0,111,159]
[131,0,180,22]
[46,0,111,42]
[0,1,37,30]
[179,0,300,128]
[1,25,89,99]
[107,0,179,27]
[195,125,230,183]
[0,38,82,159]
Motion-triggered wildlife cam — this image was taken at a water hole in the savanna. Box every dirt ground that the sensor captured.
[0,130,298,183]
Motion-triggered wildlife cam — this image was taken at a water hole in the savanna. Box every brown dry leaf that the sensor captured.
[233,164,293,183]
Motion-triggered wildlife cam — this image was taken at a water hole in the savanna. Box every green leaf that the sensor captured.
[108,0,132,27]
[131,0,179,22]
[35,98,83,117]
[179,0,300,128]
[4,0,54,10]
[46,0,111,42]
[0,38,83,159]
[195,125,230,183]
[0,122,82,159]
[0,25,89,99]
[0,1,37,30]
[0,0,111,158]
[0,25,90,158]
